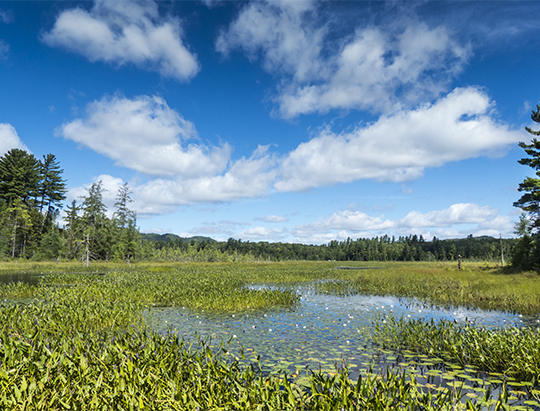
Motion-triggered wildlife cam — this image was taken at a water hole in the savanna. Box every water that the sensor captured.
[0,271,43,286]
[147,284,540,376]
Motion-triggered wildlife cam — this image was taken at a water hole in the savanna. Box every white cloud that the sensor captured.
[275,87,524,192]
[257,215,289,223]
[0,123,30,155]
[42,0,199,81]
[292,203,513,244]
[67,144,275,216]
[217,0,325,85]
[217,2,470,118]
[399,203,498,228]
[134,145,276,213]
[235,226,286,242]
[59,94,231,177]
[278,23,469,118]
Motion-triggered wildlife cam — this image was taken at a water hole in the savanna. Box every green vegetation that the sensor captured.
[513,102,540,272]
[367,316,540,382]
[316,262,540,314]
[149,234,516,263]
[0,262,539,409]
[2,262,538,409]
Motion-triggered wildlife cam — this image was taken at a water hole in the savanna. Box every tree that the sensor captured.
[512,102,540,271]
[37,154,67,226]
[113,183,136,231]
[63,200,83,260]
[81,181,112,261]
[0,149,40,206]
[112,183,139,261]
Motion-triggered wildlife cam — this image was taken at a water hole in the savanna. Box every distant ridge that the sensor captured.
[141,233,216,243]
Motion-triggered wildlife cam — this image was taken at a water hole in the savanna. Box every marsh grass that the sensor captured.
[317,262,540,314]
[0,261,535,409]
[366,316,540,384]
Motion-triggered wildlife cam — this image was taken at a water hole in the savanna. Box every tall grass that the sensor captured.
[317,262,540,314]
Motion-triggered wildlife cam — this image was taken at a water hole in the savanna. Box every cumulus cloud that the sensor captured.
[42,0,199,81]
[0,123,30,155]
[399,203,499,228]
[235,226,287,242]
[257,215,289,223]
[292,203,513,243]
[134,145,276,213]
[59,94,230,177]
[216,0,325,85]
[67,144,275,216]
[217,1,470,118]
[275,87,524,192]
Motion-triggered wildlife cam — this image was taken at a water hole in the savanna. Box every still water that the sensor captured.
[0,271,43,286]
[148,283,540,378]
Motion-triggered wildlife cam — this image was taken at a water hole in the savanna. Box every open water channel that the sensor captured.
[147,283,540,409]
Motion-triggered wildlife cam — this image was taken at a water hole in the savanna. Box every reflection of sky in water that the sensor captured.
[147,284,540,380]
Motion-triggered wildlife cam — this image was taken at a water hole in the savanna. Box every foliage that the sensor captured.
[0,262,525,410]
[513,102,540,272]
[316,262,540,315]
[144,235,516,264]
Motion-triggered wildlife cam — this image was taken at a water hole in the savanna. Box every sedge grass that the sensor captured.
[316,262,540,315]
[366,316,540,384]
[0,261,536,409]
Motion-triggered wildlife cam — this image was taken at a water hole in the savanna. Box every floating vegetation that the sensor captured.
[366,315,540,383]
[0,261,538,409]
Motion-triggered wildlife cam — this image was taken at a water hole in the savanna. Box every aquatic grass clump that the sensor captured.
[367,316,540,384]
[0,313,510,410]
[317,263,540,314]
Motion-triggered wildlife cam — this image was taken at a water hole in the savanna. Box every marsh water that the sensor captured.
[147,282,540,400]
[0,271,43,286]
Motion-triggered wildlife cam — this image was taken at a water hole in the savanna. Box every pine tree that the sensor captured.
[81,181,111,261]
[512,102,540,271]
[37,154,67,225]
[0,149,40,207]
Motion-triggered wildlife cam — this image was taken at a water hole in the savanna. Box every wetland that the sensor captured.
[0,261,539,410]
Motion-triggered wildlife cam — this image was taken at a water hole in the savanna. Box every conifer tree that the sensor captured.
[512,102,540,271]
[37,154,67,225]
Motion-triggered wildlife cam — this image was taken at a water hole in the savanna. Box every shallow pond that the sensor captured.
[148,283,540,406]
[0,271,43,286]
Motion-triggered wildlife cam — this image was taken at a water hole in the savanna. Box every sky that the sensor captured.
[1,0,540,244]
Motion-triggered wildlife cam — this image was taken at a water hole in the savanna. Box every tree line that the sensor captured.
[146,234,516,263]
[0,148,146,262]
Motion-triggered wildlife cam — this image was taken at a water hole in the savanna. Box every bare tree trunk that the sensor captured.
[500,234,504,267]
[85,233,89,267]
[11,221,17,258]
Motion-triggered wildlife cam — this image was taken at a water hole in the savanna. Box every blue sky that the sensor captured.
[1,0,539,244]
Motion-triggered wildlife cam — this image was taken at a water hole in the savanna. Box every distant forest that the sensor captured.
[143,233,515,264]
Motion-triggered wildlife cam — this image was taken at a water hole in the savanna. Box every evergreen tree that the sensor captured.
[81,181,112,261]
[37,154,67,225]
[0,149,40,206]
[512,102,540,271]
